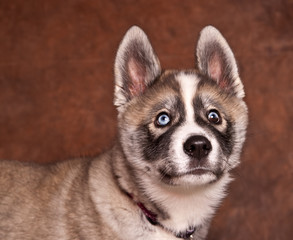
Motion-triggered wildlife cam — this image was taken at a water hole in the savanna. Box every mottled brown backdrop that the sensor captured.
[0,0,292,239]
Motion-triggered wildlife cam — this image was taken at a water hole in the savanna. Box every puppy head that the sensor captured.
[114,26,248,188]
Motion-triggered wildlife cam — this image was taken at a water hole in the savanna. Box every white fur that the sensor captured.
[170,73,200,171]
[144,171,232,234]
[170,73,223,180]
[177,73,199,123]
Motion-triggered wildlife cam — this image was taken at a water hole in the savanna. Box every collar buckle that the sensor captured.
[176,227,196,239]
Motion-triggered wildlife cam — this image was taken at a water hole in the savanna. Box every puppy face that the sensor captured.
[114,26,248,187]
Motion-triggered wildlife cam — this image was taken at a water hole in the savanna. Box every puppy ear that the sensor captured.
[114,26,161,110]
[196,26,244,98]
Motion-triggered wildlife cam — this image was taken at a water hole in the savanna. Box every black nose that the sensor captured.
[183,136,212,160]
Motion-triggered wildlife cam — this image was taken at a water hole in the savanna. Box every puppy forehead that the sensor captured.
[176,72,200,100]
[160,70,200,99]
[156,71,202,125]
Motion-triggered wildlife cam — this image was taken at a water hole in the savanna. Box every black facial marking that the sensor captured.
[193,94,204,111]
[142,123,178,162]
[142,97,185,161]
[193,94,235,157]
[195,115,234,157]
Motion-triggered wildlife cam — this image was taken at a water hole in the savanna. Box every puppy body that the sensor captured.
[0,149,228,239]
[0,26,248,240]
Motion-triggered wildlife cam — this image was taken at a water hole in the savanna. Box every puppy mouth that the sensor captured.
[185,167,213,175]
[159,167,218,183]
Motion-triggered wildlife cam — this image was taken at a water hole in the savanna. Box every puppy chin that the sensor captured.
[160,171,219,187]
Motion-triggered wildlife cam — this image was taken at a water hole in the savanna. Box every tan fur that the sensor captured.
[0,153,155,240]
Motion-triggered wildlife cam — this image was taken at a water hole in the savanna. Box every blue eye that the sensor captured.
[156,113,171,127]
[207,109,222,124]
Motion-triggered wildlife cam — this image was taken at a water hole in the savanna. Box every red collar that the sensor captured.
[136,201,158,225]
[126,192,196,239]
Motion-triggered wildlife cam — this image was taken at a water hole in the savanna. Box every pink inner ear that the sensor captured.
[128,58,146,97]
[208,53,222,82]
[208,53,229,89]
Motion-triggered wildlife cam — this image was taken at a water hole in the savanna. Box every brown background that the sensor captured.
[0,0,292,239]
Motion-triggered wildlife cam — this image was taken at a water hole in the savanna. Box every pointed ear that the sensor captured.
[114,26,161,110]
[196,26,245,98]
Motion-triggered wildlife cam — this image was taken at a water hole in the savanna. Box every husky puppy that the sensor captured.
[0,26,248,240]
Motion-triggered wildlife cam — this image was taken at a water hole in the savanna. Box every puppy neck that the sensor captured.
[111,144,232,237]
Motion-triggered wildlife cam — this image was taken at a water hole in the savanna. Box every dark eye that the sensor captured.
[155,112,171,127]
[207,109,222,124]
